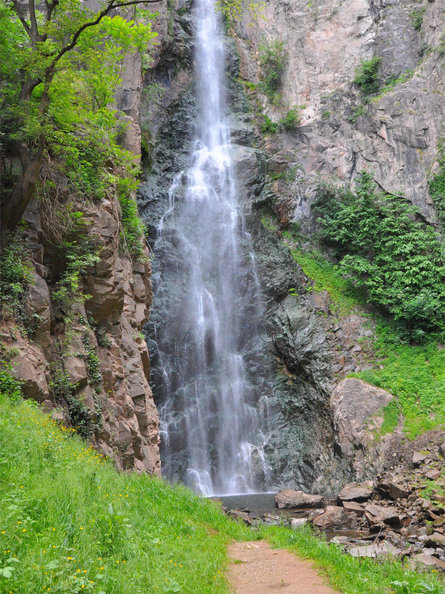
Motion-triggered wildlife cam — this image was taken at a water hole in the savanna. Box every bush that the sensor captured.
[259,113,278,134]
[429,141,445,229]
[258,40,287,104]
[117,177,147,260]
[0,233,31,322]
[0,362,22,403]
[278,107,300,131]
[314,172,445,340]
[411,7,426,31]
[353,57,381,96]
[49,368,100,439]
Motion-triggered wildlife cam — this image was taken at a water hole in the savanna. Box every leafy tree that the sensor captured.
[315,172,445,340]
[0,0,159,230]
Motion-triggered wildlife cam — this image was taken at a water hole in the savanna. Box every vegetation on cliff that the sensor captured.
[314,172,445,342]
[0,0,155,252]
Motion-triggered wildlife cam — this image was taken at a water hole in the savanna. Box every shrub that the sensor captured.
[258,40,287,104]
[278,107,300,131]
[411,7,426,31]
[259,113,278,134]
[0,233,31,322]
[0,362,22,403]
[314,172,445,340]
[49,368,100,439]
[429,141,445,229]
[117,177,147,260]
[353,57,381,96]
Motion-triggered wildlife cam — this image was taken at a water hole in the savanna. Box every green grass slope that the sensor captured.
[0,394,249,593]
[0,388,444,593]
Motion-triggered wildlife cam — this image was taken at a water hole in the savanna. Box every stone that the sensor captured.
[364,503,401,527]
[425,469,440,480]
[426,533,445,548]
[348,541,400,558]
[290,518,308,530]
[409,553,445,572]
[342,501,365,516]
[331,378,394,455]
[439,443,445,459]
[413,451,427,466]
[275,489,324,509]
[339,481,374,502]
[378,477,411,500]
[312,506,358,530]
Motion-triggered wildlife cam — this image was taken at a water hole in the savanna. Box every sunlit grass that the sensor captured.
[0,386,443,593]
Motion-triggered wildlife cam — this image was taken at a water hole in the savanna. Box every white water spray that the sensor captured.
[152,0,270,496]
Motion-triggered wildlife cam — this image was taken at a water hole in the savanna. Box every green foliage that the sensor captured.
[289,249,363,316]
[378,400,401,436]
[52,237,101,309]
[0,394,250,593]
[284,245,445,438]
[429,141,445,229]
[0,233,31,322]
[258,40,287,104]
[314,172,445,340]
[347,103,367,123]
[353,57,381,96]
[278,107,300,132]
[259,113,278,134]
[373,70,414,101]
[82,335,103,391]
[261,525,444,594]
[117,178,147,260]
[354,323,445,438]
[411,6,426,31]
[0,395,443,593]
[49,368,100,439]
[0,362,22,404]
[216,0,265,23]
[0,0,157,222]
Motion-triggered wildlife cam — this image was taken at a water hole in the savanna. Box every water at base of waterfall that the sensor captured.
[150,0,271,496]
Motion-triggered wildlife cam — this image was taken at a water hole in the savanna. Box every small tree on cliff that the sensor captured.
[0,0,160,230]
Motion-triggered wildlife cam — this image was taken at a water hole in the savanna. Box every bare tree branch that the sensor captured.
[10,0,31,39]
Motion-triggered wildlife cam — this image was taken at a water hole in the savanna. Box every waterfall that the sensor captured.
[149,0,270,496]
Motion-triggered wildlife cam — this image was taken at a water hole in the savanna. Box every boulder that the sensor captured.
[413,451,427,466]
[409,553,445,572]
[378,477,411,500]
[275,489,324,509]
[312,506,358,530]
[290,518,308,530]
[342,501,365,516]
[348,541,400,558]
[339,481,374,502]
[364,503,401,527]
[331,378,394,455]
[426,533,445,548]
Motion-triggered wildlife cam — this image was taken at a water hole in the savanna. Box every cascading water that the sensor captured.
[149,0,271,496]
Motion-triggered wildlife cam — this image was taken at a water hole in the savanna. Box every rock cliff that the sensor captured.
[0,4,169,474]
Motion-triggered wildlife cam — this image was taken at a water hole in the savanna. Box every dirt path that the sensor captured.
[227,541,338,594]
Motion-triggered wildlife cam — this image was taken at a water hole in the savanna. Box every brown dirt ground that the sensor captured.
[227,541,338,594]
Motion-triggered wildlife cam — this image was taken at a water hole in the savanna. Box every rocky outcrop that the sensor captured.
[234,0,445,224]
[2,196,161,474]
[0,5,167,475]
